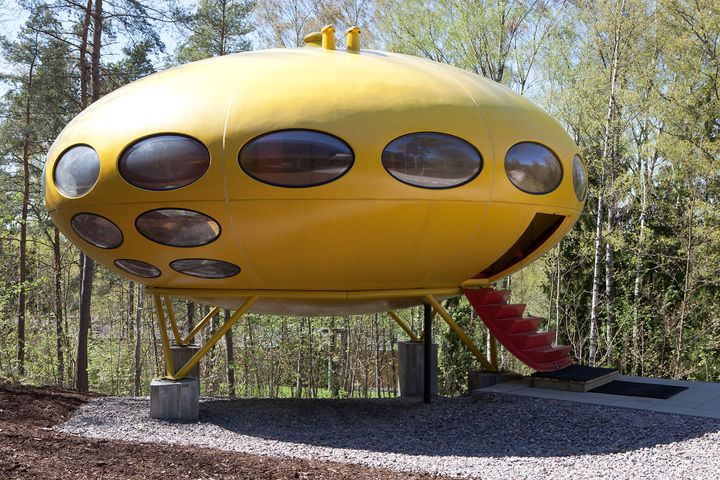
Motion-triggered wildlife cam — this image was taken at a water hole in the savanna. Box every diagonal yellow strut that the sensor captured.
[388,311,419,341]
[182,306,222,346]
[424,294,495,371]
[173,296,258,379]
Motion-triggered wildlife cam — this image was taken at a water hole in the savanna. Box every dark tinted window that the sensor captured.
[505,142,562,194]
[239,130,354,187]
[135,209,220,247]
[119,134,210,190]
[382,132,482,189]
[114,259,161,278]
[572,154,587,202]
[71,213,123,249]
[170,258,240,278]
[54,145,100,197]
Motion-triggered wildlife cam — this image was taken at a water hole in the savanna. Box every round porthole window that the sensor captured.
[71,213,123,249]
[239,130,354,187]
[505,142,563,194]
[114,259,161,278]
[135,209,220,247]
[572,154,587,202]
[170,258,240,278]
[119,134,210,190]
[382,132,482,189]
[54,145,100,197]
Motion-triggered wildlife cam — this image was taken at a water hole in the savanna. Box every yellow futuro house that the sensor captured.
[45,27,587,317]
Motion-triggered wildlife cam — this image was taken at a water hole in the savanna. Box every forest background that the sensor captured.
[0,0,718,398]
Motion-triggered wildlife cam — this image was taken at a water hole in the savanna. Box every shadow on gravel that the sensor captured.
[201,393,720,458]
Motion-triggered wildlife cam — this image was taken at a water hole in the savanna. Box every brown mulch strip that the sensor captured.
[0,384,442,479]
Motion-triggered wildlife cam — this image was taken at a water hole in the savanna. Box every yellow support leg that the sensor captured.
[489,334,499,370]
[163,296,184,346]
[173,296,258,379]
[423,295,495,371]
[153,294,175,378]
[388,311,419,341]
[182,306,221,345]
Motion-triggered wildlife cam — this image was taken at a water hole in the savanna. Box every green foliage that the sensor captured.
[174,0,255,63]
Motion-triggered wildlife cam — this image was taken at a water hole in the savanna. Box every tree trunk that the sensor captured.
[676,194,696,376]
[295,319,303,398]
[186,302,195,336]
[17,41,37,376]
[75,0,102,393]
[589,0,625,366]
[374,314,381,398]
[225,309,235,397]
[554,241,562,344]
[134,283,143,395]
[53,227,64,386]
[78,0,92,109]
[307,318,315,397]
[91,0,102,102]
[75,253,94,391]
[605,211,616,365]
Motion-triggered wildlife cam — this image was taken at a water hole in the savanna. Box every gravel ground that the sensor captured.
[58,393,720,479]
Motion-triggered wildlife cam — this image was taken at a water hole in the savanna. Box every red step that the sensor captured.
[464,288,574,372]
[510,331,556,349]
[492,316,542,334]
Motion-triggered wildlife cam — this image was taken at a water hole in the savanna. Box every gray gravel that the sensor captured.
[58,393,720,479]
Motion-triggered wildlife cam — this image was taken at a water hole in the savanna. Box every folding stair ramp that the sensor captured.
[464,288,573,372]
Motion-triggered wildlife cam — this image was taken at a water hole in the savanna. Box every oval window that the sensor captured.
[135,209,220,247]
[71,213,123,249]
[505,142,563,194]
[572,154,587,202]
[170,258,240,278]
[239,130,354,187]
[119,134,210,190]
[382,132,482,189]
[114,259,161,278]
[54,145,100,197]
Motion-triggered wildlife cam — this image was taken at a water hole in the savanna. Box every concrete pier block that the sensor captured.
[170,344,200,379]
[397,341,438,397]
[170,344,200,395]
[468,370,523,393]
[150,377,199,421]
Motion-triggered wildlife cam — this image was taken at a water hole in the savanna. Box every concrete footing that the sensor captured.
[170,344,200,395]
[150,377,199,421]
[171,344,200,378]
[397,341,438,397]
[468,369,523,393]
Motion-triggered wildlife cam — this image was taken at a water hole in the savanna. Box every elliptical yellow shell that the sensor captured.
[45,28,585,315]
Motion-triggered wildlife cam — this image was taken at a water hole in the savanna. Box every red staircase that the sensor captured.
[464,288,573,372]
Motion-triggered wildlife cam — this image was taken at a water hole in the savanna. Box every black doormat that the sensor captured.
[532,364,617,382]
[589,380,688,399]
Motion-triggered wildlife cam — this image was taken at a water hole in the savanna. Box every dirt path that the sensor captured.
[0,384,440,479]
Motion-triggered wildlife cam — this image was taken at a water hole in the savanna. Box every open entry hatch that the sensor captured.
[474,213,565,279]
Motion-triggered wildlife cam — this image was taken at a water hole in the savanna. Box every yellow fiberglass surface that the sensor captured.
[44,32,586,315]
